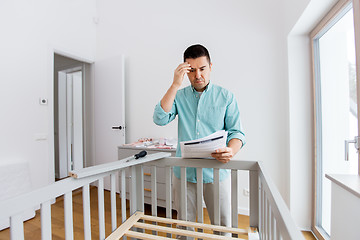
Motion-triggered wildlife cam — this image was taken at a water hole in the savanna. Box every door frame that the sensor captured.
[310,0,360,239]
[51,49,94,180]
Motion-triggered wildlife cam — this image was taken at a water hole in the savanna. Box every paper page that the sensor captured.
[180,130,227,158]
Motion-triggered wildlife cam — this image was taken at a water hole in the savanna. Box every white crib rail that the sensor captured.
[149,158,305,240]
[0,153,304,240]
[0,152,170,240]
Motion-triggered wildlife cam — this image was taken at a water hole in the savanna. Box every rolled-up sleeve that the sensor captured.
[153,100,177,126]
[225,94,246,146]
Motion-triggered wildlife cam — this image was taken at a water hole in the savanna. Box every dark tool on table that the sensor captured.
[125,150,147,162]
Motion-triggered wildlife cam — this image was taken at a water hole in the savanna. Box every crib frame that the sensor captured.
[0,152,304,240]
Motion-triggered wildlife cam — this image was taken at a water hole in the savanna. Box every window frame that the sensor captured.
[310,0,360,239]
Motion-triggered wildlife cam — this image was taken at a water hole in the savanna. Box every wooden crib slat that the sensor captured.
[120,169,126,223]
[40,200,52,240]
[82,184,92,240]
[110,173,117,231]
[180,167,187,221]
[64,192,74,240]
[10,214,24,240]
[140,214,247,235]
[213,168,220,226]
[106,211,143,240]
[126,230,172,240]
[196,167,203,224]
[98,178,105,240]
[133,222,245,240]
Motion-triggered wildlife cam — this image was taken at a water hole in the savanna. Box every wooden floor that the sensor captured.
[0,187,316,239]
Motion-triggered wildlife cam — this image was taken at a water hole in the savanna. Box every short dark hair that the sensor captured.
[183,44,211,63]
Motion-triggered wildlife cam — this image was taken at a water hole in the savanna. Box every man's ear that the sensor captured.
[210,62,213,71]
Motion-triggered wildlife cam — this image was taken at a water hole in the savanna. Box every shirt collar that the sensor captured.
[191,81,213,93]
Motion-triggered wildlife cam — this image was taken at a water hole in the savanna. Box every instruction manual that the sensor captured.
[180,130,227,158]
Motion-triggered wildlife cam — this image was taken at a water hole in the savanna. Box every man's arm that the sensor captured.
[211,92,245,163]
[211,138,243,163]
[161,62,191,112]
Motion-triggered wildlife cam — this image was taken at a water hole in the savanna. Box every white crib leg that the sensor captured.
[120,169,126,223]
[270,207,275,240]
[151,165,158,236]
[41,200,52,240]
[130,166,145,214]
[120,169,127,240]
[165,166,172,219]
[82,184,92,240]
[231,169,238,237]
[213,168,220,226]
[165,166,172,238]
[196,167,204,236]
[180,167,187,221]
[10,214,24,240]
[151,165,157,216]
[110,173,117,231]
[64,192,74,240]
[98,178,105,240]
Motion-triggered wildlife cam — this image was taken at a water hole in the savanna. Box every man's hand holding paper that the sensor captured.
[180,130,228,159]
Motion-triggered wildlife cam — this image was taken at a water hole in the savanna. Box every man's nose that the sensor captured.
[195,69,201,79]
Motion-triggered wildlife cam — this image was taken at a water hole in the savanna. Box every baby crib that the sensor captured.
[0,152,304,240]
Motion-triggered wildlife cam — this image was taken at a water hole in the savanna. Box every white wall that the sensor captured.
[0,0,97,190]
[96,0,293,215]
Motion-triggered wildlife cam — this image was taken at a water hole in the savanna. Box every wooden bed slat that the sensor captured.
[133,222,245,240]
[106,211,143,240]
[140,214,248,235]
[125,230,172,240]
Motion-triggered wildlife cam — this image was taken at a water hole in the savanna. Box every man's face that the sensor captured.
[185,56,212,92]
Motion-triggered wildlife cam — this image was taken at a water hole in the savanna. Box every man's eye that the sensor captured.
[190,69,195,72]
[200,68,205,71]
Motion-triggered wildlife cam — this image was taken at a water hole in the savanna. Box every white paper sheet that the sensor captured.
[180,130,227,158]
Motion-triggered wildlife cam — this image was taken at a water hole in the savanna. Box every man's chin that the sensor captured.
[193,84,206,92]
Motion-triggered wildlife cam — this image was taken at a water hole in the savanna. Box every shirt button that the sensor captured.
[197,132,200,135]
[197,119,200,122]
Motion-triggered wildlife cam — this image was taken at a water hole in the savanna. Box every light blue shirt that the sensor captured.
[153,82,246,183]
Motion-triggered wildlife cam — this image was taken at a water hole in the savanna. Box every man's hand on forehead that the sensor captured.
[188,65,207,73]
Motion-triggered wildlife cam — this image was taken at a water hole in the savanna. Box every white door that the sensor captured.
[94,55,125,184]
[58,70,84,178]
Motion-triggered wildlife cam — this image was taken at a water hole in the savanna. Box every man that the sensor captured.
[153,44,245,236]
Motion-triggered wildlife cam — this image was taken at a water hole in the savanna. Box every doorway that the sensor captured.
[54,54,91,180]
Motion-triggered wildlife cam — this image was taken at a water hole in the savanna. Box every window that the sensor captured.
[311,0,360,239]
